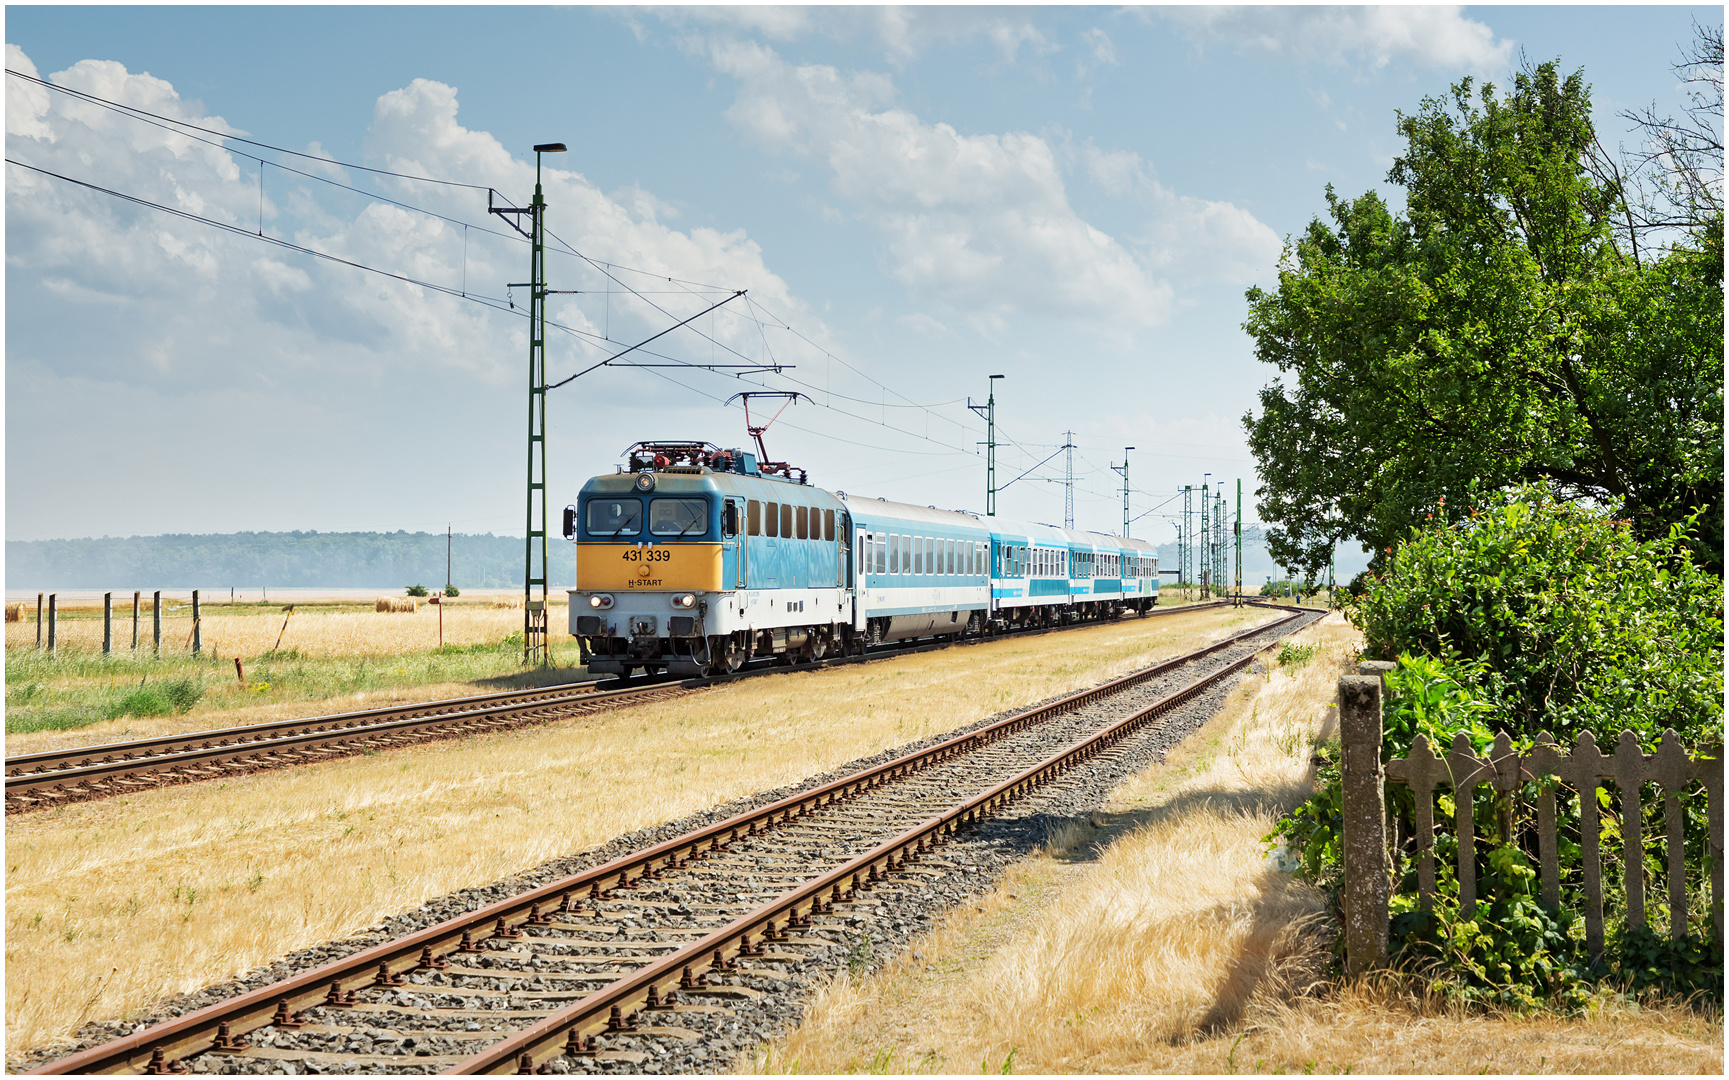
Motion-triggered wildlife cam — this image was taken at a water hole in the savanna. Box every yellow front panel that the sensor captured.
[577,543,724,592]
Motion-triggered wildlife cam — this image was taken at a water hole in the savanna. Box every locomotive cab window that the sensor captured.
[649,498,708,537]
[824,509,836,541]
[585,498,642,537]
[748,500,762,536]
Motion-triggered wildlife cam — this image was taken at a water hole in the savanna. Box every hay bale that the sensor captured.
[4,602,24,622]
[491,596,524,609]
[376,597,418,613]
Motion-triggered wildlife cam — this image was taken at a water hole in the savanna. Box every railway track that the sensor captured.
[6,600,1242,815]
[27,604,1315,1075]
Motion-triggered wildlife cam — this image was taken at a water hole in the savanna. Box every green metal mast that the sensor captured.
[1111,447,1134,538]
[492,142,566,665]
[1235,478,1242,606]
[970,374,1005,515]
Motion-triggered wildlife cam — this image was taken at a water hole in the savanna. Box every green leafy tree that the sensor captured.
[1244,61,1723,579]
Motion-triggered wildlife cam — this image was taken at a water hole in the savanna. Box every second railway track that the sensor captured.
[6,600,1243,815]
[25,604,1319,1075]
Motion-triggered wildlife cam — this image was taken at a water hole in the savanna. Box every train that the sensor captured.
[563,440,1160,678]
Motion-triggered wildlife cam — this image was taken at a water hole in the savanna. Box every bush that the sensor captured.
[1349,485,1722,749]
[406,584,430,597]
[443,584,460,597]
[1268,487,1724,1009]
[111,677,203,719]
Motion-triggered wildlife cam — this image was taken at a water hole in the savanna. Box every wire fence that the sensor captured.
[5,591,207,656]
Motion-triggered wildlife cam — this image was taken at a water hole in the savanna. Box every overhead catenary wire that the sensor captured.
[12,74,1254,493]
[11,67,1043,465]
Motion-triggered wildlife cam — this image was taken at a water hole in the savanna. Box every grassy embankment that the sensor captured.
[4,598,587,747]
[749,612,1723,1074]
[4,604,1277,1058]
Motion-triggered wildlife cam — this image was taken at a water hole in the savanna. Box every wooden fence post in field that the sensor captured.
[46,593,57,654]
[103,592,113,655]
[191,590,201,656]
[132,591,141,650]
[153,590,162,656]
[1340,665,1390,975]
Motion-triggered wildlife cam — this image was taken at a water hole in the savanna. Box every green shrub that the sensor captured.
[1268,487,1724,1009]
[1277,641,1317,669]
[1349,484,1722,749]
[444,585,460,597]
[406,584,430,597]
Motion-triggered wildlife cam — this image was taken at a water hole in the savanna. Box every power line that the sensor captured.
[6,67,493,193]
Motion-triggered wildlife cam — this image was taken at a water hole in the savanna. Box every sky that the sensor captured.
[5,5,1717,567]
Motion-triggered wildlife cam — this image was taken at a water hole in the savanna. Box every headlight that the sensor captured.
[589,594,614,609]
[671,593,698,609]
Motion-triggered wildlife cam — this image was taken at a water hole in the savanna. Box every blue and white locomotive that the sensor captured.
[564,441,1159,678]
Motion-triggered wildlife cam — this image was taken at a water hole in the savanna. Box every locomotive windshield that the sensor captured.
[586,498,642,537]
[649,497,709,537]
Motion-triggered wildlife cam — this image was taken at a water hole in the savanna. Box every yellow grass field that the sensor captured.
[750,612,1723,1074]
[4,605,1278,1058]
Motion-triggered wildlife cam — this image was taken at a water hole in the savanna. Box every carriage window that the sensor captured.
[649,498,708,537]
[927,537,936,575]
[585,498,642,537]
[796,505,808,540]
[889,534,900,573]
[748,500,761,536]
[779,503,792,538]
[944,539,953,575]
[766,502,779,537]
[913,536,923,575]
[876,535,886,573]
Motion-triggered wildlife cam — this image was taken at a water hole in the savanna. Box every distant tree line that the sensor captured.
[5,531,576,590]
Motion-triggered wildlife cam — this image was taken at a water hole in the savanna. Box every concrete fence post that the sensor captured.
[46,593,57,655]
[191,589,201,656]
[35,592,43,649]
[1340,666,1391,976]
[103,592,113,655]
[153,590,162,656]
[132,591,141,650]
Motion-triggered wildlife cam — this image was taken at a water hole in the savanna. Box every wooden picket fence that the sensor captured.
[1337,663,1724,975]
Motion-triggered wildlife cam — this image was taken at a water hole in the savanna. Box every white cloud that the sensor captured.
[1160,6,1513,73]
[1079,144,1282,285]
[5,47,847,538]
[650,7,1061,67]
[1078,27,1117,77]
[709,39,1172,335]
[6,55,816,394]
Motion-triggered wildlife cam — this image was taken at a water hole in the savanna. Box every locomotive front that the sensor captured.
[566,442,741,678]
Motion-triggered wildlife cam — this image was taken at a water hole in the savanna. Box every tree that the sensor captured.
[1243,61,1723,579]
[1596,21,1723,252]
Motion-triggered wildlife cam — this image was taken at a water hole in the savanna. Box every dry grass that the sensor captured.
[4,606,1275,1058]
[748,613,1723,1074]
